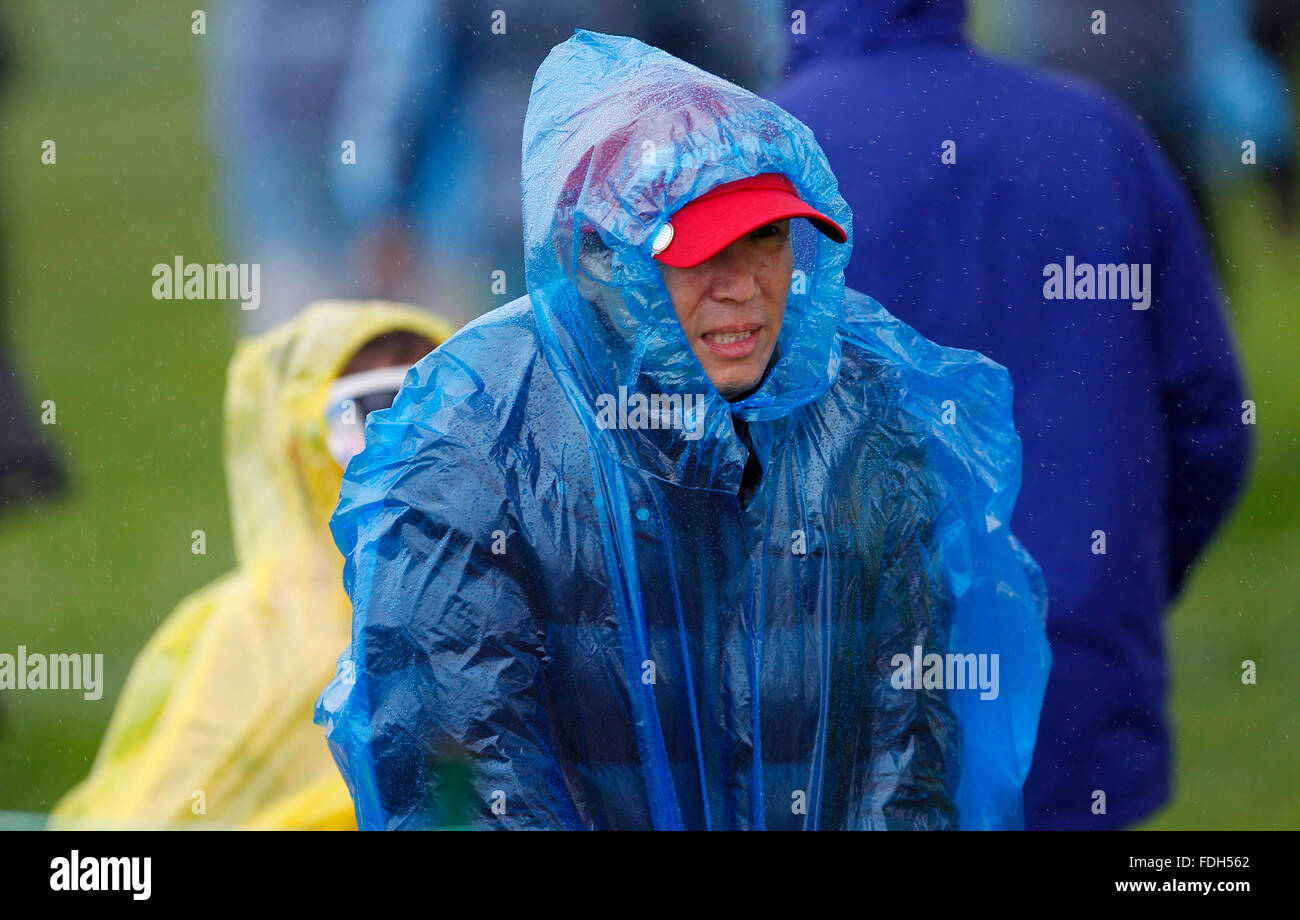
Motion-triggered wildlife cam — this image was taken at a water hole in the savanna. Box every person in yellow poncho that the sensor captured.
[50,301,456,830]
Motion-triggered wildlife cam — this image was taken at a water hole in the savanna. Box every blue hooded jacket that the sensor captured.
[317,29,1050,830]
[771,0,1251,828]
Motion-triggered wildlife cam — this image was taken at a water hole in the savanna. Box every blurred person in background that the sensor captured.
[771,0,1252,829]
[204,2,371,334]
[1252,0,1300,223]
[0,8,64,514]
[49,301,454,829]
[204,0,785,334]
[989,0,1296,225]
[0,337,63,511]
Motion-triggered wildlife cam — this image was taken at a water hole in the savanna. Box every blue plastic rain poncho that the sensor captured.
[317,30,1051,830]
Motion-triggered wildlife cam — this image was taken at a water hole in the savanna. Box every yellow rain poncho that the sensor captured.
[51,301,455,829]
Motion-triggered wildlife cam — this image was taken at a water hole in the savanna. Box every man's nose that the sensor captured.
[707,256,760,303]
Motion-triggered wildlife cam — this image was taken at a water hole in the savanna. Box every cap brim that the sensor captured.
[654,187,847,268]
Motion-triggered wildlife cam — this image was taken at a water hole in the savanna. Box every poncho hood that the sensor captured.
[523,29,853,491]
[224,300,456,568]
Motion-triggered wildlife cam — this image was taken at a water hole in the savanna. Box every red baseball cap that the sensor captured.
[651,173,847,268]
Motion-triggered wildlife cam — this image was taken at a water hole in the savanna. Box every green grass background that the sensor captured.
[0,2,1295,828]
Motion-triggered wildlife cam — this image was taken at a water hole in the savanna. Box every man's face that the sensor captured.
[660,220,793,400]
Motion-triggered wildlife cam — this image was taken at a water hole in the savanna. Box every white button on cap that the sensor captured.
[651,222,674,255]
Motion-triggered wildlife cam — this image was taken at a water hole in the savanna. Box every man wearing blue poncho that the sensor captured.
[316,30,1051,830]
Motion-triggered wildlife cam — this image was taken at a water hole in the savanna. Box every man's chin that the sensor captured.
[716,375,762,402]
[703,344,780,402]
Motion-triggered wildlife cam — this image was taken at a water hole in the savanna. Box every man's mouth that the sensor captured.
[701,326,760,359]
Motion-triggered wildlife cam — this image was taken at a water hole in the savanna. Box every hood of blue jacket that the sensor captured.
[522,29,854,489]
[786,0,966,70]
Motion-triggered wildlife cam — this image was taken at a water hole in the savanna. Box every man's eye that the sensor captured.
[750,223,784,240]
